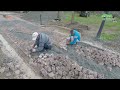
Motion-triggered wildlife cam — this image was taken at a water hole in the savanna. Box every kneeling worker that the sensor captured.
[66,29,81,45]
[31,32,52,53]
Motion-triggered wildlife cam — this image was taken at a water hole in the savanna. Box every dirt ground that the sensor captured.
[40,13,120,54]
[0,48,13,79]
[0,12,120,79]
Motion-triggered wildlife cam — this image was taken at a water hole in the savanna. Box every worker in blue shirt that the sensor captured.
[66,29,81,45]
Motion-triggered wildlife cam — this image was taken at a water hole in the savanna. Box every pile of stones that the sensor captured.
[30,53,104,79]
[75,45,120,69]
[59,39,67,50]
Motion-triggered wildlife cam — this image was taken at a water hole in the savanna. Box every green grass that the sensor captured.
[63,12,120,30]
[100,33,119,41]
[104,21,120,31]
[63,12,120,41]
[64,12,102,26]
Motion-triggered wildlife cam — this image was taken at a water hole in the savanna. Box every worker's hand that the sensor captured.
[32,45,35,48]
[66,40,70,45]
[66,43,69,45]
[32,48,36,52]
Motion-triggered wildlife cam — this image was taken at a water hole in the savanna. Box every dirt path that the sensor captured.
[19,11,60,25]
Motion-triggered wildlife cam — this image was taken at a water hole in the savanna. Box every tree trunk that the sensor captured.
[57,11,60,18]
[71,11,75,24]
[55,11,61,21]
[40,14,42,25]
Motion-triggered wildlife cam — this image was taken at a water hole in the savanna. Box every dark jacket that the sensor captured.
[34,33,52,52]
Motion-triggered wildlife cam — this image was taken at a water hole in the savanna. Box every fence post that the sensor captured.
[96,17,106,39]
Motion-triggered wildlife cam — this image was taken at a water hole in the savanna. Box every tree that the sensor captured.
[57,11,60,20]
[71,11,75,24]
[55,11,61,21]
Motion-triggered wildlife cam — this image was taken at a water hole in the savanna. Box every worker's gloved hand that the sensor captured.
[66,37,70,45]
[32,48,36,52]
[66,42,70,45]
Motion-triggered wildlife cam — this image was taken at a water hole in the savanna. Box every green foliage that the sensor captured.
[101,14,113,18]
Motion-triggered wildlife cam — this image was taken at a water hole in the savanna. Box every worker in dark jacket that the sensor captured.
[31,32,52,52]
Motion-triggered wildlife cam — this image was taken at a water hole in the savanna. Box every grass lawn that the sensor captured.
[100,33,119,41]
[62,12,120,41]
